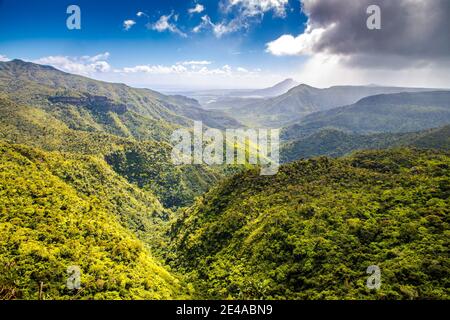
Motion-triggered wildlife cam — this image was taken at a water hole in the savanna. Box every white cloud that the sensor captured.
[193,0,289,38]
[29,52,264,89]
[212,21,240,37]
[264,0,450,88]
[0,54,10,62]
[34,53,111,76]
[136,11,148,18]
[106,63,272,90]
[85,52,110,62]
[115,60,261,77]
[266,26,328,56]
[226,0,289,17]
[28,53,278,90]
[180,60,212,66]
[188,4,205,14]
[193,15,211,33]
[119,62,246,77]
[122,64,188,74]
[192,15,241,37]
[123,20,136,31]
[150,13,187,37]
[236,67,249,73]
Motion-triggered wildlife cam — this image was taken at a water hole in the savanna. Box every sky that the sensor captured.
[0,0,449,91]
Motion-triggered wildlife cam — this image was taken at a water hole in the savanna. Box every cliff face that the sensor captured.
[49,94,128,114]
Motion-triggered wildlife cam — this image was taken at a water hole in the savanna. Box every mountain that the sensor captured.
[0,60,242,299]
[0,141,186,299]
[0,93,230,209]
[1,59,449,301]
[0,59,241,131]
[175,79,298,112]
[281,125,450,163]
[171,148,450,299]
[244,78,299,98]
[408,124,450,150]
[0,60,243,208]
[282,91,450,140]
[229,84,439,127]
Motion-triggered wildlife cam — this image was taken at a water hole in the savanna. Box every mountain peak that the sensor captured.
[288,83,317,93]
[1,58,58,72]
[273,78,298,89]
[277,78,296,85]
[7,59,33,66]
[0,58,26,67]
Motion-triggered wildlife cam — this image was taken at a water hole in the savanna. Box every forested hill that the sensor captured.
[282,91,450,141]
[281,125,450,163]
[226,84,437,127]
[1,59,449,301]
[171,149,450,299]
[0,60,239,209]
[0,141,186,299]
[0,59,241,131]
[0,95,225,208]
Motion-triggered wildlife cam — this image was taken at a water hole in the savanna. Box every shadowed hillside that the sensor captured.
[281,125,450,163]
[283,91,450,140]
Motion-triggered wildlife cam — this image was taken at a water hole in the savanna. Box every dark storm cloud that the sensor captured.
[301,0,450,67]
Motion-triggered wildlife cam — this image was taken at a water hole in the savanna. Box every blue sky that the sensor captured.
[1,0,449,90]
[0,0,310,90]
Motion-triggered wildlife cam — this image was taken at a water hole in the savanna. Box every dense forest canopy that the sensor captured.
[171,149,450,299]
[0,60,448,300]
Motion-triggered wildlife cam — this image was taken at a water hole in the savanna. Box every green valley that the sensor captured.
[0,60,449,301]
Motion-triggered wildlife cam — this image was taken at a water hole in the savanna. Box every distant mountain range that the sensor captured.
[226,84,442,127]
[173,78,299,111]
[242,78,299,98]
[174,78,299,99]
[282,91,450,140]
